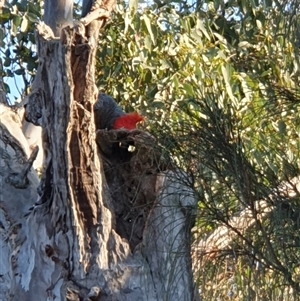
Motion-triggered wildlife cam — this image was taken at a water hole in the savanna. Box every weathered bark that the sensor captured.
[0,9,198,301]
[22,120,43,170]
[144,172,197,300]
[44,0,73,36]
[21,0,73,169]
[0,102,39,299]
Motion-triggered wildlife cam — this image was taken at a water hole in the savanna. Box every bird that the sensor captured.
[113,112,144,130]
[94,93,143,130]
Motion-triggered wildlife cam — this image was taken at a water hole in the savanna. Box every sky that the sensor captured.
[4,73,25,104]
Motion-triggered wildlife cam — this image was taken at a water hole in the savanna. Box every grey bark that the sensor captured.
[44,0,73,36]
[0,102,39,300]
[22,120,43,170]
[22,0,73,169]
[0,6,198,301]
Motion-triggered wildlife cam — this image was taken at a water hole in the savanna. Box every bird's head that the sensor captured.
[113,112,144,130]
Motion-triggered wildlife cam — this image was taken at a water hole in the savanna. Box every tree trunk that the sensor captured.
[0,7,198,301]
[44,0,73,36]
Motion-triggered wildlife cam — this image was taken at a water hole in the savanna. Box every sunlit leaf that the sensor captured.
[124,11,131,34]
[183,83,194,96]
[143,14,156,45]
[144,35,152,50]
[160,59,172,70]
[196,19,210,40]
[20,16,28,32]
[238,41,252,49]
[129,0,138,11]
[256,20,262,29]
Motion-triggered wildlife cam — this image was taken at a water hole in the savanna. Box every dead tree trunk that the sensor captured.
[0,3,198,301]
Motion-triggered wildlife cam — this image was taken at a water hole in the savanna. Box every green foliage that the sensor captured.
[0,0,41,99]
[96,1,300,299]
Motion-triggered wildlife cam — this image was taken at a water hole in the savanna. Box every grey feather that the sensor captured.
[94,93,125,130]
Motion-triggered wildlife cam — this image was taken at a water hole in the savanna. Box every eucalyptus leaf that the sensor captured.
[143,15,156,45]
[26,12,39,23]
[4,57,11,67]
[129,0,138,11]
[144,69,152,83]
[183,83,194,96]
[144,35,152,50]
[14,68,24,75]
[196,19,210,40]
[20,16,28,32]
[13,15,21,27]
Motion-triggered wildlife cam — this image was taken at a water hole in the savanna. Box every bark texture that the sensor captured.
[0,102,39,299]
[0,16,198,301]
[44,0,73,36]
